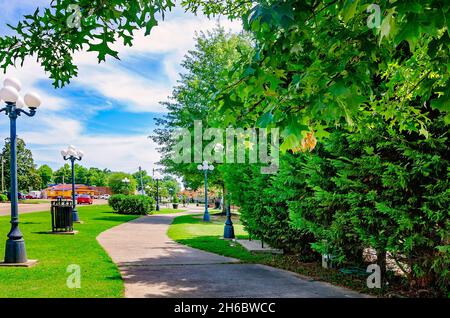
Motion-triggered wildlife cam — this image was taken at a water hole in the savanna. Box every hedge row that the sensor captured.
[108,194,155,215]
[223,115,449,296]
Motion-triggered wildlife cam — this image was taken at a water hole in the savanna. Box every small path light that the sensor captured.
[61,145,84,223]
[0,77,41,265]
[197,160,214,222]
[152,169,162,211]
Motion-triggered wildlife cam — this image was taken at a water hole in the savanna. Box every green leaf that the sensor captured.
[257,111,274,127]
[342,0,360,23]
[280,134,300,153]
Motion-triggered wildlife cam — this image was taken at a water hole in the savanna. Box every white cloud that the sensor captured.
[32,133,161,173]
[72,61,169,113]
[71,11,242,113]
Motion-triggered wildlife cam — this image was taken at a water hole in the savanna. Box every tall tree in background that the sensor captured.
[161,176,180,198]
[74,164,89,184]
[86,167,110,186]
[0,138,41,192]
[151,27,253,210]
[53,164,71,185]
[132,169,152,193]
[37,164,53,189]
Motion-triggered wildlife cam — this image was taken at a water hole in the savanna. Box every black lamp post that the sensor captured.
[197,160,214,222]
[61,145,84,222]
[0,77,41,264]
[153,169,162,211]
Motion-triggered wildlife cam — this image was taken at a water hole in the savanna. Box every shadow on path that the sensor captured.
[98,211,367,298]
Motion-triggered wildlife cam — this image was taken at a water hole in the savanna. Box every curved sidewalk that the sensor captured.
[97,210,367,298]
[0,199,109,216]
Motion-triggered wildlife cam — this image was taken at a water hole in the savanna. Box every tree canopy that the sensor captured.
[1,0,448,139]
[0,138,41,192]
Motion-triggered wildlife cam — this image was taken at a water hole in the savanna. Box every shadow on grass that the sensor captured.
[176,235,271,264]
[33,231,62,235]
[171,215,215,226]
[105,273,123,281]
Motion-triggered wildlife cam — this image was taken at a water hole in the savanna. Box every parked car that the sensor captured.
[100,194,110,200]
[77,194,93,205]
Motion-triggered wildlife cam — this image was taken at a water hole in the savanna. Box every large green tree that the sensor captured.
[37,164,53,189]
[1,1,448,137]
[151,27,253,211]
[52,165,111,186]
[1,138,41,192]
[53,164,71,184]
[86,167,110,186]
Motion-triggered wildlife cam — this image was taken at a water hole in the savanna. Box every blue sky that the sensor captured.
[0,1,241,173]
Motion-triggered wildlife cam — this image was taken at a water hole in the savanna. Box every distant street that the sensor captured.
[0,199,108,216]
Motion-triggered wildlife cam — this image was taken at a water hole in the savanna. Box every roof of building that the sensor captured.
[45,184,95,191]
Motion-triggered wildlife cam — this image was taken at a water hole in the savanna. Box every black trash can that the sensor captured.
[51,199,74,233]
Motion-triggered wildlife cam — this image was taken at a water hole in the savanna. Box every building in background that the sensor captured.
[41,184,111,199]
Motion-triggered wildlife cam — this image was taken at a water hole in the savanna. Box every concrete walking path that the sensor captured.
[97,209,367,298]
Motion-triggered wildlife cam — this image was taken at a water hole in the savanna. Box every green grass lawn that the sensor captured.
[167,213,271,263]
[153,207,187,214]
[0,204,139,298]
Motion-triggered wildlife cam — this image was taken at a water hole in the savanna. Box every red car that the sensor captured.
[77,194,93,205]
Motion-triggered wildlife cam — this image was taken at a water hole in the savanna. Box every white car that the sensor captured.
[100,194,111,199]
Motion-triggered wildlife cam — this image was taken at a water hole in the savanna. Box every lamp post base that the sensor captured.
[224,224,235,239]
[4,238,27,264]
[203,210,210,222]
[72,210,80,222]
[0,259,38,267]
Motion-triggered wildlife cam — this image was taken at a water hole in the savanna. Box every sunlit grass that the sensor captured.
[0,204,138,297]
[153,208,187,214]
